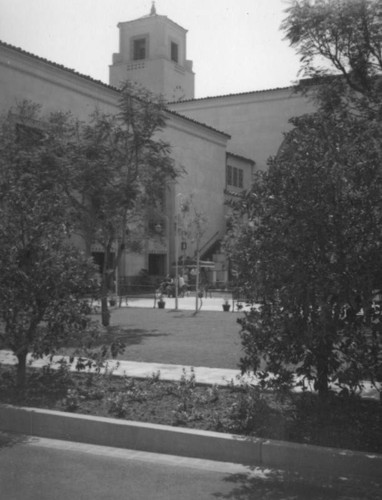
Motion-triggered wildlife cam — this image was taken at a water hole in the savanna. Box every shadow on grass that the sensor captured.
[0,431,30,450]
[212,469,378,500]
[170,312,198,319]
[98,327,170,347]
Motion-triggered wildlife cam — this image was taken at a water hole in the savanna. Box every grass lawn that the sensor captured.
[90,307,244,369]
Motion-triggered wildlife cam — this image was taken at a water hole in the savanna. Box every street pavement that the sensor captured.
[1,432,381,500]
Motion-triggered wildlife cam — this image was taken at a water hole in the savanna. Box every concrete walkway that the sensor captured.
[112,295,251,312]
[0,349,380,399]
[0,349,241,386]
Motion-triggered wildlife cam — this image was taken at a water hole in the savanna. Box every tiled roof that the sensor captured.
[0,40,120,93]
[226,151,255,165]
[168,107,231,138]
[168,85,295,105]
[0,40,229,138]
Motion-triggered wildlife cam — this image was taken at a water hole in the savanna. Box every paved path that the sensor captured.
[106,295,251,312]
[1,433,381,500]
[0,349,241,386]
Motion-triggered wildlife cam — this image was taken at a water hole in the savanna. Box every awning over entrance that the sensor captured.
[173,258,215,269]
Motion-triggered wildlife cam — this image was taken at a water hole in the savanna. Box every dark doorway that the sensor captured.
[92,252,115,274]
[148,254,166,276]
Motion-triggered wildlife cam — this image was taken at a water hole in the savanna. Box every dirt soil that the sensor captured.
[1,366,381,455]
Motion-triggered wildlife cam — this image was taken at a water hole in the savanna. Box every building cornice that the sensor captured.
[118,14,187,33]
[226,151,255,165]
[0,40,120,96]
[0,40,230,139]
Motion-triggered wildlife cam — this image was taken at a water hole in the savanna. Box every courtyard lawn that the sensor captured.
[91,307,244,370]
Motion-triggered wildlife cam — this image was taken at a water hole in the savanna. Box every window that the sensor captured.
[226,165,232,186]
[238,169,243,188]
[226,164,244,188]
[233,167,238,187]
[171,42,179,63]
[133,38,147,60]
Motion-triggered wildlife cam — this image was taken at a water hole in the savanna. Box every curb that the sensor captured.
[1,404,381,479]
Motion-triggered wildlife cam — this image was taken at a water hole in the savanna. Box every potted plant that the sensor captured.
[222,299,231,312]
[157,296,166,309]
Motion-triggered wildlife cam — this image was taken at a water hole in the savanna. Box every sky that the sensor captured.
[0,0,302,99]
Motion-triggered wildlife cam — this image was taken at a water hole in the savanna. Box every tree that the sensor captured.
[227,0,382,400]
[70,82,178,326]
[227,108,382,398]
[0,102,97,388]
[178,195,208,312]
[282,0,382,112]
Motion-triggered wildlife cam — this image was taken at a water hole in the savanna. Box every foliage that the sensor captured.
[227,106,382,397]
[179,195,208,245]
[0,101,98,388]
[70,82,178,326]
[107,379,149,418]
[223,384,274,435]
[282,0,382,112]
[1,364,381,453]
[223,0,382,399]
[178,195,208,310]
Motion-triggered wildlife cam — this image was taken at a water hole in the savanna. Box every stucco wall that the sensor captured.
[0,45,118,120]
[110,15,194,100]
[163,114,228,263]
[0,43,227,277]
[169,88,316,170]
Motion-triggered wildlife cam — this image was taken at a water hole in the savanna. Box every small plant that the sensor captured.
[0,368,15,392]
[157,296,166,309]
[166,368,197,413]
[225,384,272,435]
[196,384,219,404]
[62,388,84,412]
[107,392,130,418]
[149,370,161,383]
[28,359,74,395]
[222,299,231,312]
[107,381,148,418]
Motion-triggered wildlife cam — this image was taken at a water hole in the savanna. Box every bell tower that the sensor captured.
[109,2,195,101]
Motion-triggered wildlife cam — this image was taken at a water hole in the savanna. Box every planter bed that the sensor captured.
[0,365,381,455]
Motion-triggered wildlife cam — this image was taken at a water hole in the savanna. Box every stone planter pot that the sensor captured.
[222,304,231,312]
[158,301,166,309]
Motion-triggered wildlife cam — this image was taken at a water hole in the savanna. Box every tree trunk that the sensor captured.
[16,350,28,390]
[100,268,111,326]
[101,295,110,327]
[316,338,330,399]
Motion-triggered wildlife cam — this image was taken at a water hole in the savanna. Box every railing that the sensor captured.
[95,283,256,312]
[199,231,220,259]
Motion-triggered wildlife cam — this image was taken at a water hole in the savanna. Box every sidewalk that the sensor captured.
[0,349,243,386]
[112,295,251,312]
[0,349,380,399]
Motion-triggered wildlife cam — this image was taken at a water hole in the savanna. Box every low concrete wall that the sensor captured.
[1,404,381,479]
[0,405,261,466]
[261,439,382,479]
